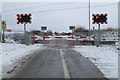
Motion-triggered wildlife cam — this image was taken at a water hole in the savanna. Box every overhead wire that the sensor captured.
[31,3,117,14]
[2,2,79,12]
[2,3,118,17]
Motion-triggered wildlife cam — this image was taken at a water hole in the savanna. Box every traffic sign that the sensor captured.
[1,21,6,29]
[69,26,75,30]
[41,26,47,30]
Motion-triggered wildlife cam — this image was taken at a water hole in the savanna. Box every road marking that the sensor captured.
[60,49,70,78]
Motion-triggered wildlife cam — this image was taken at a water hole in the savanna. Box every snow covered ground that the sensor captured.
[0,43,46,79]
[73,45,118,78]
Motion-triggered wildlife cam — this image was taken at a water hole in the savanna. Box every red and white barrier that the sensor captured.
[31,35,94,41]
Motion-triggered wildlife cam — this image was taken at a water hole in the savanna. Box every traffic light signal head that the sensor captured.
[17,14,32,24]
[92,14,108,24]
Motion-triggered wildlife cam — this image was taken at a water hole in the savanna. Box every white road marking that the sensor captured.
[60,49,70,78]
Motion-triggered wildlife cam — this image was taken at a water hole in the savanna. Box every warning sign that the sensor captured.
[1,21,6,29]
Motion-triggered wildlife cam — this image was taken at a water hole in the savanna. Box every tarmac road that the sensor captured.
[15,40,109,79]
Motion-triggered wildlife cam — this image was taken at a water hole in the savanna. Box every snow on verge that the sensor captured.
[73,45,118,78]
[0,44,2,79]
[0,43,46,79]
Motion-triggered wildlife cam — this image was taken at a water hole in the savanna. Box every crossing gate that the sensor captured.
[31,35,94,41]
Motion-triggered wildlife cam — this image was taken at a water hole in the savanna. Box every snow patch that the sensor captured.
[73,45,118,78]
[1,43,45,79]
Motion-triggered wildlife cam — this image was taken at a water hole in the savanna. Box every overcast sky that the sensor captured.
[1,0,119,32]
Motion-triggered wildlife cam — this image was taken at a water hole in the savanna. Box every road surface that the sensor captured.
[14,43,108,79]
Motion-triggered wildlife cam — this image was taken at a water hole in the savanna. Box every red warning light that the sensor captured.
[29,22,32,24]
[18,16,22,19]
[96,16,99,19]
[16,14,19,16]
[17,14,32,24]
[105,22,108,24]
[21,22,23,24]
[92,14,94,16]
[96,14,99,16]
[105,14,107,16]
[97,22,99,24]
[17,22,19,24]
[29,14,32,16]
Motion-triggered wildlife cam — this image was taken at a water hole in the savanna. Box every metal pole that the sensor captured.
[42,30,45,45]
[118,2,120,79]
[72,30,73,37]
[0,18,2,43]
[98,24,100,46]
[2,29,5,43]
[93,27,95,45]
[24,23,27,45]
[89,0,91,44]
[0,14,2,43]
[93,26,94,36]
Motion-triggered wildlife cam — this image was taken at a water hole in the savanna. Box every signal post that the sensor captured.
[1,21,6,43]
[16,14,32,45]
[92,14,108,47]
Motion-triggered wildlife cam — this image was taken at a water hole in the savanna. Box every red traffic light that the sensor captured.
[92,22,95,24]
[92,14,94,16]
[29,22,32,24]
[105,14,107,16]
[29,14,32,16]
[92,13,108,24]
[96,16,99,19]
[17,22,19,24]
[105,22,108,24]
[18,16,22,19]
[16,14,19,16]
[17,14,32,24]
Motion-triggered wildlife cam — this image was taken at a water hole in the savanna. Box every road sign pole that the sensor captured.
[2,29,5,43]
[93,27,95,45]
[1,21,6,43]
[118,2,120,80]
[72,30,73,37]
[89,0,91,45]
[24,23,27,45]
[98,24,100,47]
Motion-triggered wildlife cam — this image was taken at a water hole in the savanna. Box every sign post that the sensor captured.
[69,26,75,46]
[41,26,47,45]
[24,23,27,44]
[92,14,108,47]
[41,26,47,40]
[98,24,100,46]
[118,1,120,80]
[16,14,32,45]
[1,21,6,43]
[69,26,75,38]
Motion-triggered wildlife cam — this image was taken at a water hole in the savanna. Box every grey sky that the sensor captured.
[2,1,119,32]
